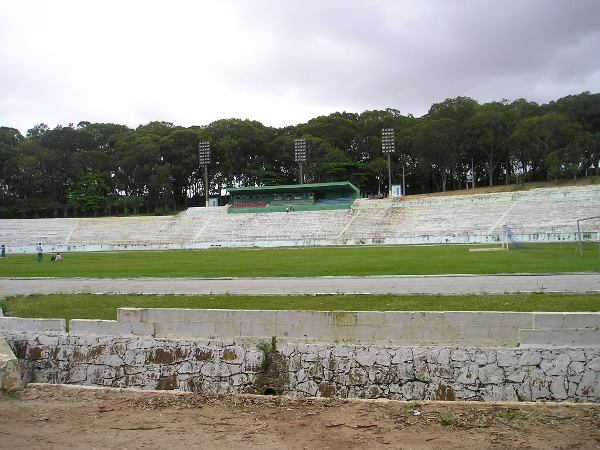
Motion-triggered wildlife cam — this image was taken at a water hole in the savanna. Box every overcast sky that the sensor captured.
[1,0,599,134]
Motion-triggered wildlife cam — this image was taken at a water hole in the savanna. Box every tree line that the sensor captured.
[1,92,599,218]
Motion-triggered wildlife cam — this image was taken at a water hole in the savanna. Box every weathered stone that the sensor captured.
[506,369,526,383]
[413,359,431,382]
[549,377,568,400]
[401,381,426,400]
[1,336,23,390]
[473,352,490,366]
[307,361,324,380]
[518,351,542,366]
[394,362,415,381]
[390,348,412,364]
[451,349,470,362]
[355,349,377,367]
[481,384,518,402]
[568,350,587,362]
[436,348,451,366]
[331,346,350,358]
[348,367,367,386]
[375,350,392,366]
[568,361,585,375]
[541,354,571,376]
[496,349,518,367]
[577,371,600,398]
[434,383,456,401]
[588,357,600,372]
[528,372,552,400]
[456,364,478,385]
[478,364,505,385]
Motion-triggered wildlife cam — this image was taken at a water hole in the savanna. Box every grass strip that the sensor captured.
[0,242,599,278]
[1,293,599,322]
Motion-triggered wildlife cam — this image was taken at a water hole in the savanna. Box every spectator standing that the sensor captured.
[0,244,5,259]
[36,243,43,263]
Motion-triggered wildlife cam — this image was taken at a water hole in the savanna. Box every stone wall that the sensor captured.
[4,332,600,402]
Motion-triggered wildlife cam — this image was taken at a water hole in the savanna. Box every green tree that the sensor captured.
[465,102,511,186]
[511,113,581,181]
[68,175,109,216]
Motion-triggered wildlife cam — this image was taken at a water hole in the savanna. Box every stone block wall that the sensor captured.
[4,332,600,402]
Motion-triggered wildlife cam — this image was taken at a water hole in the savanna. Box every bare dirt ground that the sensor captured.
[1,384,599,450]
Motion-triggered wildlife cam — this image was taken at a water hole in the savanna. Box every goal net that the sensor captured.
[576,216,600,256]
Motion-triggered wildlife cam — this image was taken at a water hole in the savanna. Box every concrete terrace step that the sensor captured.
[0,185,599,252]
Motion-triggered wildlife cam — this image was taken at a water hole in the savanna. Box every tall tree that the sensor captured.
[465,102,511,186]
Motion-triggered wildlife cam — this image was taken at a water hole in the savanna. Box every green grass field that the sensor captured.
[0,242,598,278]
[1,293,599,322]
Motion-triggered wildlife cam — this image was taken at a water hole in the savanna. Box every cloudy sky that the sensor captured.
[1,0,599,134]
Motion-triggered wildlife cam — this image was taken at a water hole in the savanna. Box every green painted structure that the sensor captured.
[226,182,360,213]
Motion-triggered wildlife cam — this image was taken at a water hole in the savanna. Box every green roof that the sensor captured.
[226,181,360,195]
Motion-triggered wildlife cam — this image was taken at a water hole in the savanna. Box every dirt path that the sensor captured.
[1,385,599,449]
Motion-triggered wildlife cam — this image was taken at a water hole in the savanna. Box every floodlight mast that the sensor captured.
[198,141,210,207]
[381,128,395,197]
[294,138,307,184]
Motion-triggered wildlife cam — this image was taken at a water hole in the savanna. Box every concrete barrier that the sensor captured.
[114,308,600,348]
[0,336,21,389]
[2,310,597,348]
[0,317,66,334]
[69,319,154,337]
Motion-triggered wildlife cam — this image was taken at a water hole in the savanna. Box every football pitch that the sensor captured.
[1,242,599,278]
[1,243,599,320]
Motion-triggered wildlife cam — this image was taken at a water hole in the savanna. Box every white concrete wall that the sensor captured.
[108,308,600,348]
[2,310,598,348]
[0,317,66,334]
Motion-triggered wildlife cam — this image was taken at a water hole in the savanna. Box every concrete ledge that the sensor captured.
[0,336,21,389]
[519,329,600,347]
[69,320,155,337]
[0,317,66,334]
[124,309,600,348]
[533,312,600,330]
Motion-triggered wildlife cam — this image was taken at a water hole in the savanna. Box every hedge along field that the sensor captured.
[0,242,599,278]
[1,293,599,322]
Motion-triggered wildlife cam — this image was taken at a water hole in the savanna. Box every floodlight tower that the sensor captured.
[294,138,307,184]
[381,128,395,197]
[198,141,210,207]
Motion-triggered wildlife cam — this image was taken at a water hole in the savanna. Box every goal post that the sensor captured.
[576,215,600,257]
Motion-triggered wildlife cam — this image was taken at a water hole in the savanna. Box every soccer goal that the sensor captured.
[500,224,526,250]
[576,216,600,256]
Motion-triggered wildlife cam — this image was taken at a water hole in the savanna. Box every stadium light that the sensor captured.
[294,138,307,184]
[199,141,210,207]
[381,128,395,197]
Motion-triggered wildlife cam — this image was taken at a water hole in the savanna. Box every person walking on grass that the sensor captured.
[36,242,43,263]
